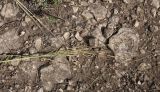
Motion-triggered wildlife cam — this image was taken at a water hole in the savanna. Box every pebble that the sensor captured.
[72,6,79,13]
[35,37,42,51]
[63,32,70,40]
[37,88,44,92]
[82,10,93,20]
[1,3,19,18]
[151,8,157,17]
[25,16,31,23]
[75,32,83,41]
[134,21,140,27]
[123,0,131,4]
[138,63,152,71]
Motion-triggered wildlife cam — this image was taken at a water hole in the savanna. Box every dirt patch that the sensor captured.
[0,0,160,92]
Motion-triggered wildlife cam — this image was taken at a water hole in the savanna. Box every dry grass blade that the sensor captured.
[0,49,101,63]
[14,0,52,34]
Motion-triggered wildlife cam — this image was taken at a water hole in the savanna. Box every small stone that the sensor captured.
[140,49,145,54]
[35,37,42,51]
[32,26,38,31]
[138,63,152,71]
[75,32,83,41]
[82,10,93,20]
[89,0,95,3]
[29,48,37,54]
[37,88,44,92]
[59,88,64,92]
[19,31,26,36]
[21,21,27,27]
[134,21,139,27]
[151,8,157,17]
[123,0,131,3]
[90,4,108,21]
[152,0,160,9]
[1,3,19,18]
[25,16,31,23]
[8,66,14,71]
[63,32,70,40]
[72,6,79,13]
[114,8,119,14]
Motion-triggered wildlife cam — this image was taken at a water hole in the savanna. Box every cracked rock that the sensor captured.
[40,57,71,91]
[108,28,140,65]
[1,3,19,18]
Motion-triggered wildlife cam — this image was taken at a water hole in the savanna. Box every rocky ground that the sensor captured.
[0,0,160,92]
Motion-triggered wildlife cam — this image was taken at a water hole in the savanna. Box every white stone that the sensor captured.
[134,21,139,27]
[35,37,42,51]
[63,32,70,40]
[72,6,79,13]
[75,32,83,41]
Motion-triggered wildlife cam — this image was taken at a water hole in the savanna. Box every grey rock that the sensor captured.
[1,3,19,18]
[0,29,22,54]
[90,4,108,21]
[108,28,139,65]
[92,25,106,47]
[40,57,71,91]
